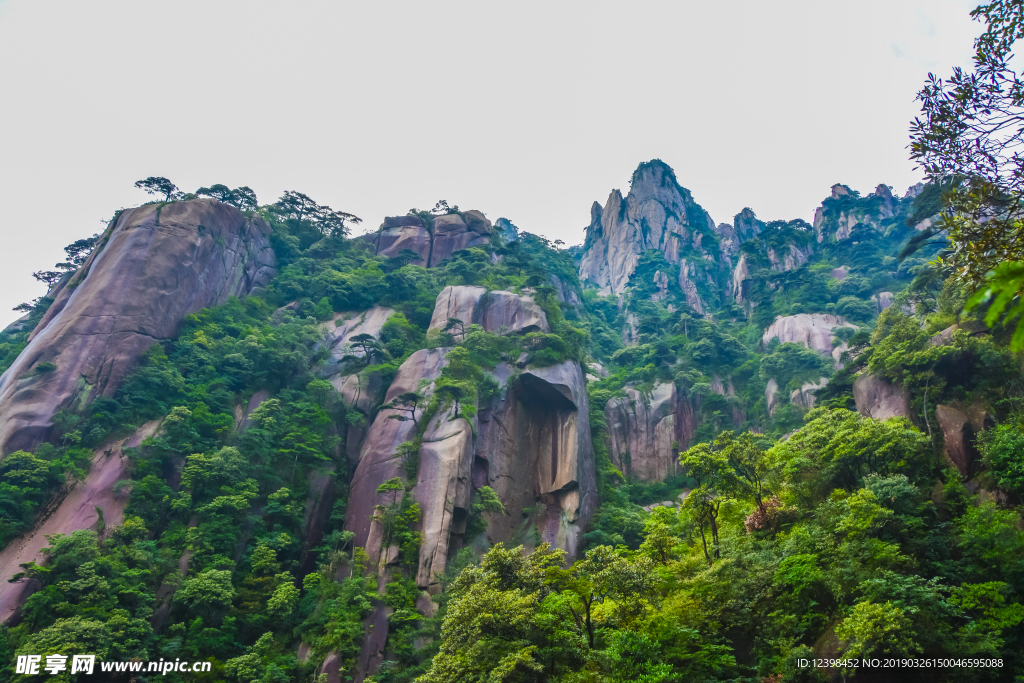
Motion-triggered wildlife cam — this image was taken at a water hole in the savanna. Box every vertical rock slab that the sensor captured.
[344,349,449,552]
[604,383,678,483]
[427,286,487,332]
[412,406,474,589]
[0,419,162,623]
[0,199,276,455]
[853,373,910,420]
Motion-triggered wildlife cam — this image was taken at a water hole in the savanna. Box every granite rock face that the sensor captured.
[429,213,491,266]
[344,348,449,552]
[428,286,550,335]
[605,383,679,483]
[762,314,857,358]
[413,405,474,589]
[790,377,829,410]
[375,215,431,266]
[936,405,976,477]
[358,210,492,268]
[477,361,597,559]
[853,373,910,420]
[322,307,396,462]
[0,420,162,623]
[813,183,899,243]
[0,199,275,455]
[579,160,718,295]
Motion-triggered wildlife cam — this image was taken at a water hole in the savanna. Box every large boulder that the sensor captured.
[344,348,449,553]
[0,420,162,623]
[605,383,679,483]
[853,373,910,420]
[762,313,857,358]
[0,199,275,455]
[480,290,550,334]
[428,286,487,332]
[376,216,431,266]
[428,214,489,267]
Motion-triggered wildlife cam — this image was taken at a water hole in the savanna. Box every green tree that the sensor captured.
[134,176,182,201]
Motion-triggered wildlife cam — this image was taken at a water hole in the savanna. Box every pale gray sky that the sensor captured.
[0,0,982,327]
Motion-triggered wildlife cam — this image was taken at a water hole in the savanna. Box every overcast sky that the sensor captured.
[0,0,982,327]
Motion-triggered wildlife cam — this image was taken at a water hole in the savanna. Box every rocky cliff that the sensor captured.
[359,209,495,267]
[0,199,275,455]
[578,160,722,303]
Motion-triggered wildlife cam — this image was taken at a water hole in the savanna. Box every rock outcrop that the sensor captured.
[358,210,492,268]
[374,216,432,265]
[429,212,491,266]
[762,314,857,358]
[604,383,679,483]
[813,183,900,243]
[476,361,597,559]
[0,199,275,455]
[413,405,474,589]
[790,377,829,410]
[579,160,718,295]
[765,379,780,416]
[853,373,910,420]
[936,405,976,477]
[428,286,550,335]
[322,307,396,462]
[344,348,449,552]
[0,420,162,623]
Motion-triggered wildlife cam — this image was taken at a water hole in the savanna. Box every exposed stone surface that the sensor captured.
[936,404,977,477]
[0,199,275,456]
[651,270,670,302]
[579,161,717,294]
[873,292,894,312]
[376,216,431,265]
[429,213,490,266]
[494,217,520,244]
[831,266,849,280]
[678,260,705,314]
[476,361,597,558]
[0,420,161,623]
[731,255,751,304]
[413,405,474,589]
[605,383,679,483]
[853,373,910,420]
[762,314,857,357]
[765,379,780,416]
[323,307,396,461]
[549,274,582,307]
[790,377,829,410]
[480,291,550,334]
[345,349,449,552]
[428,286,487,332]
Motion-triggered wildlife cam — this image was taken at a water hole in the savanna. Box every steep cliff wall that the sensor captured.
[578,160,721,298]
[0,199,275,455]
